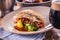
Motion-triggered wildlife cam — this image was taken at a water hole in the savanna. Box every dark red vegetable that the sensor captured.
[34,21,44,28]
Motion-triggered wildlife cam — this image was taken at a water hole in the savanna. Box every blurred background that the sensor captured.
[17,0,50,3]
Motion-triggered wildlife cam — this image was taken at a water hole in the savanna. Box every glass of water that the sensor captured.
[0,0,15,18]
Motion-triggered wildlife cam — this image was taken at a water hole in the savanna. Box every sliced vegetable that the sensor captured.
[31,24,38,31]
[16,20,23,28]
[25,24,38,31]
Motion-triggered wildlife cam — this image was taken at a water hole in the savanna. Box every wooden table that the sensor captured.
[0,18,1,26]
[44,30,52,40]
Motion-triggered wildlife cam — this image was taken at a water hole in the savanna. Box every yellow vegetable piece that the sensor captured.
[16,20,23,28]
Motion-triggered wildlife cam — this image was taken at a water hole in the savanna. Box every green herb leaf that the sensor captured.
[25,24,38,31]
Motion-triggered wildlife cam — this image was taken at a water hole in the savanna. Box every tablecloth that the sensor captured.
[0,27,45,40]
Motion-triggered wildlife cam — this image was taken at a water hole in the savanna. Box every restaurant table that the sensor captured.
[0,1,53,40]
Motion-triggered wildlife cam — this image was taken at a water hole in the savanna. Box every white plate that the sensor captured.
[1,6,53,35]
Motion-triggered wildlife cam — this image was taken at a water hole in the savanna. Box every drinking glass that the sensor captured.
[49,0,60,40]
[0,0,15,18]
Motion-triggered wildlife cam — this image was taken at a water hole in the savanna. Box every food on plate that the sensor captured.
[13,9,45,32]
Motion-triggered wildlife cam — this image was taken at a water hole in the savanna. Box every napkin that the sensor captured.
[0,27,45,40]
